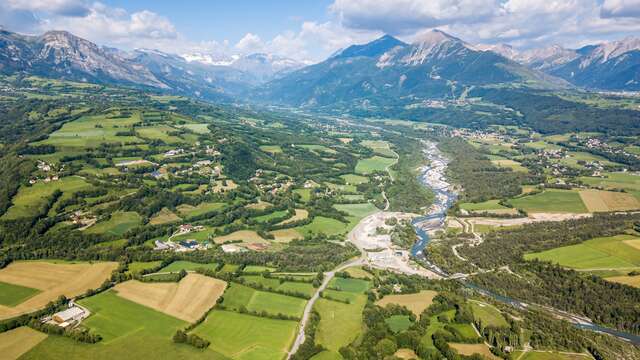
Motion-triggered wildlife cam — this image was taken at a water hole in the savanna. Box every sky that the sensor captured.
[2,0,640,62]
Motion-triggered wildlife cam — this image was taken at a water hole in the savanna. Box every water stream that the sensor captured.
[410,140,640,346]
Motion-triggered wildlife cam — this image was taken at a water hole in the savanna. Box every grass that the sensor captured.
[253,210,289,222]
[361,140,396,157]
[136,125,183,144]
[340,174,369,185]
[22,291,228,360]
[176,202,226,219]
[314,294,368,351]
[294,188,312,202]
[386,315,413,333]
[327,277,371,293]
[159,261,219,273]
[515,352,592,360]
[296,216,348,237]
[459,200,508,211]
[448,323,479,340]
[0,282,40,307]
[580,172,640,192]
[2,176,92,220]
[508,189,588,213]
[375,290,438,316]
[221,283,307,318]
[241,275,315,297]
[259,145,282,154]
[355,156,396,175]
[469,301,509,328]
[192,310,297,360]
[0,327,48,360]
[491,159,528,172]
[149,208,181,225]
[85,211,142,236]
[176,123,210,134]
[126,261,162,275]
[299,144,338,154]
[242,266,275,273]
[524,234,640,269]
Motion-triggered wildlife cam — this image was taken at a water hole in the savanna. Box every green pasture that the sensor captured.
[221,283,307,318]
[508,189,588,213]
[85,211,142,236]
[192,310,297,360]
[340,174,369,185]
[240,275,315,297]
[136,125,183,144]
[385,315,413,333]
[177,202,225,219]
[22,291,227,360]
[355,156,396,175]
[259,145,282,154]
[314,294,367,351]
[469,301,509,328]
[579,172,640,192]
[327,277,371,293]
[524,234,640,269]
[159,261,219,273]
[459,200,509,211]
[295,216,348,237]
[125,261,162,275]
[0,281,40,307]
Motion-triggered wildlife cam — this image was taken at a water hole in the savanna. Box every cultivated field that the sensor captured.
[193,310,297,360]
[0,327,48,360]
[270,228,303,242]
[578,189,640,212]
[469,301,509,328]
[508,189,588,213]
[355,156,396,175]
[449,343,500,360]
[0,281,40,307]
[296,216,348,236]
[177,202,225,218]
[113,274,226,322]
[0,260,118,319]
[85,211,142,236]
[314,294,368,355]
[221,283,307,318]
[22,291,227,359]
[376,290,438,316]
[214,230,266,244]
[240,275,315,297]
[386,315,413,333]
[524,234,640,270]
[276,209,309,225]
[159,261,219,273]
[149,208,181,225]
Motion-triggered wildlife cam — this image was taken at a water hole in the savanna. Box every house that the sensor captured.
[52,306,85,327]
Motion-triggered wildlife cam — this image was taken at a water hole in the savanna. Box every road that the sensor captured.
[286,256,365,359]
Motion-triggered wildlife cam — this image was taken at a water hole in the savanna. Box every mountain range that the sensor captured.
[0,28,639,106]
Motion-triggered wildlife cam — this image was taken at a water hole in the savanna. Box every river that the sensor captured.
[410,140,640,346]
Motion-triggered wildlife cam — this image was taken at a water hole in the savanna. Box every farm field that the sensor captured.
[314,293,368,353]
[0,281,40,307]
[524,234,640,270]
[361,140,396,157]
[578,189,640,212]
[213,230,266,244]
[604,274,640,287]
[2,176,92,220]
[192,310,297,360]
[221,283,307,318]
[149,208,181,225]
[579,172,640,192]
[22,291,227,360]
[355,155,396,175]
[259,145,282,154]
[340,173,369,185]
[0,327,48,360]
[512,351,592,360]
[125,261,162,275]
[508,189,588,213]
[449,343,500,360]
[491,159,528,172]
[85,211,142,236]
[276,209,309,225]
[376,290,438,316]
[469,301,509,328]
[296,216,348,236]
[343,266,373,279]
[386,315,413,333]
[0,260,118,319]
[158,261,219,273]
[113,274,226,322]
[240,275,315,297]
[327,277,371,293]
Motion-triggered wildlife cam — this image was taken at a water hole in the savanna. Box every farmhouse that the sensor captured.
[51,306,86,328]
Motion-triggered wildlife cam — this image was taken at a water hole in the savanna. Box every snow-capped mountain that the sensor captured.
[182,52,305,82]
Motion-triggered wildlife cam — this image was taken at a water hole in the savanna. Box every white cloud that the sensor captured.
[5,0,90,17]
[601,0,640,18]
[235,33,265,53]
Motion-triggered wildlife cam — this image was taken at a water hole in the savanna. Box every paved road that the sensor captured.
[286,256,364,359]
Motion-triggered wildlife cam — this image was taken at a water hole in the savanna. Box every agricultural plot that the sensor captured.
[299,144,338,154]
[343,266,373,279]
[361,140,396,157]
[0,260,117,319]
[491,159,528,172]
[259,145,282,154]
[253,210,289,222]
[241,275,315,297]
[386,315,413,333]
[340,173,369,185]
[149,208,181,225]
[136,125,183,144]
[524,234,640,270]
[513,351,592,360]
[177,202,225,218]
[85,211,142,236]
[449,343,499,360]
[213,230,266,244]
[355,156,397,175]
[23,291,227,360]
[294,188,312,202]
[314,293,368,354]
[113,274,226,322]
[296,216,348,237]
[269,228,303,243]
[508,189,588,213]
[176,123,210,134]
[2,176,92,220]
[221,283,307,318]
[276,209,309,225]
[580,172,640,192]
[327,277,371,293]
[376,290,438,316]
[125,261,162,275]
[0,327,48,360]
[578,189,640,212]
[159,261,219,273]
[34,112,143,148]
[604,274,640,287]
[0,282,40,307]
[469,301,509,328]
[192,310,297,360]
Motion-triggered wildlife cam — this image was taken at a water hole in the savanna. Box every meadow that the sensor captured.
[296,216,348,237]
[125,261,162,275]
[314,294,368,355]
[385,315,413,333]
[22,291,227,360]
[0,261,117,320]
[192,310,297,360]
[159,261,219,273]
[0,327,48,360]
[327,277,371,293]
[0,281,40,307]
[85,211,142,236]
[375,290,438,316]
[355,156,397,175]
[240,275,315,297]
[469,301,508,328]
[508,189,588,213]
[221,283,307,318]
[524,234,640,270]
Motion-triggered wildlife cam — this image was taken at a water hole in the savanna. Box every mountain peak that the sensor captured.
[333,34,407,59]
[412,29,462,46]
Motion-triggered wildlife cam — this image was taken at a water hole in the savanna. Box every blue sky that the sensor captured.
[1,0,640,62]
